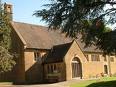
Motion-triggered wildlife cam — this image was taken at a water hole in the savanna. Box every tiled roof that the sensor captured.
[44,42,72,63]
[11,21,72,49]
[76,39,101,52]
[11,21,101,52]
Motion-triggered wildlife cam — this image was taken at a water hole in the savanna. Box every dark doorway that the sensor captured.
[104,65,108,74]
[72,57,82,78]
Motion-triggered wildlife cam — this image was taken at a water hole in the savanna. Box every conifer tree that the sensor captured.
[34,0,116,54]
[0,1,15,73]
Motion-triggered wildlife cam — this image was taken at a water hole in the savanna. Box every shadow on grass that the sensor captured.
[87,80,116,87]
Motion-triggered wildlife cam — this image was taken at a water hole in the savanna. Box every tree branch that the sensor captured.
[86,1,116,8]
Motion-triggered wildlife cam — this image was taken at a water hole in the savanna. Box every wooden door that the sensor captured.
[72,57,82,78]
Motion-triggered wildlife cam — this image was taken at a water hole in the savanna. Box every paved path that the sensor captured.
[0,84,68,87]
[0,79,88,87]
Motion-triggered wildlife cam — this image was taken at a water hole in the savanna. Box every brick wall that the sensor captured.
[11,28,25,84]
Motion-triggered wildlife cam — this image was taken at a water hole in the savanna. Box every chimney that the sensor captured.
[4,3,13,21]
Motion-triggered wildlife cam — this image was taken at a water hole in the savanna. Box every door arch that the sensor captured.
[71,57,82,78]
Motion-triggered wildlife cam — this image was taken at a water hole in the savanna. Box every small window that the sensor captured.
[104,65,108,74]
[34,51,40,61]
[51,65,54,73]
[8,6,11,8]
[110,57,114,62]
[91,54,100,61]
[47,64,58,74]
[104,56,107,61]
[85,54,89,61]
[54,64,56,71]
[47,65,50,73]
[104,57,107,61]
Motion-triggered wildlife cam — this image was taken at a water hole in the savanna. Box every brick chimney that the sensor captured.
[4,3,13,21]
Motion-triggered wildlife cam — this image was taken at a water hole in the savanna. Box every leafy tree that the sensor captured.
[0,1,15,73]
[0,46,15,73]
[34,0,116,54]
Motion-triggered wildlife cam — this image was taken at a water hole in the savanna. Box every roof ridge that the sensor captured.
[12,21,48,28]
[53,42,72,47]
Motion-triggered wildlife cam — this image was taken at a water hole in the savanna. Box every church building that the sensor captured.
[1,3,116,84]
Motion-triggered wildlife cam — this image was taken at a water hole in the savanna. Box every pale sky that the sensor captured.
[3,0,49,26]
[2,0,116,29]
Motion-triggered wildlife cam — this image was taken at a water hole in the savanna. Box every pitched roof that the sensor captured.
[76,39,101,52]
[11,21,101,52]
[44,42,72,63]
[11,21,72,49]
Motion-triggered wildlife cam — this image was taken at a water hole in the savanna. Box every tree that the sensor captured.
[0,1,15,73]
[0,46,15,73]
[34,0,116,54]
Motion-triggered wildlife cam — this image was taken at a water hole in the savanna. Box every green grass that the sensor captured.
[70,77,116,87]
[0,81,12,85]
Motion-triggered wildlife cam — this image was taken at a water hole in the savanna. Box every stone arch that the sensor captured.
[71,57,82,78]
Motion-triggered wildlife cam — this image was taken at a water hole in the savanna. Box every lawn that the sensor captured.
[0,82,12,84]
[70,77,116,87]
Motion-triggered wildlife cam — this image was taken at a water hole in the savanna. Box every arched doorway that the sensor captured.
[71,57,82,78]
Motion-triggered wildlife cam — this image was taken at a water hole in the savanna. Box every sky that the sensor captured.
[3,0,49,26]
[2,0,116,29]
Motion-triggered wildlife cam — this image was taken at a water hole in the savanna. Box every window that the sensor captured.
[47,65,50,73]
[91,54,100,61]
[104,55,107,61]
[54,64,56,71]
[34,51,41,61]
[85,54,89,61]
[47,64,59,74]
[110,57,114,62]
[47,64,54,74]
[104,65,108,74]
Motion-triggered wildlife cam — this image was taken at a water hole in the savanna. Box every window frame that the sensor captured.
[85,54,89,61]
[110,56,114,62]
[104,55,107,62]
[91,54,100,61]
[34,51,41,61]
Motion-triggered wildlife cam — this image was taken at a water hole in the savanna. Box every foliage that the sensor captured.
[0,3,11,49]
[34,0,116,54]
[0,46,15,73]
[0,2,15,73]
